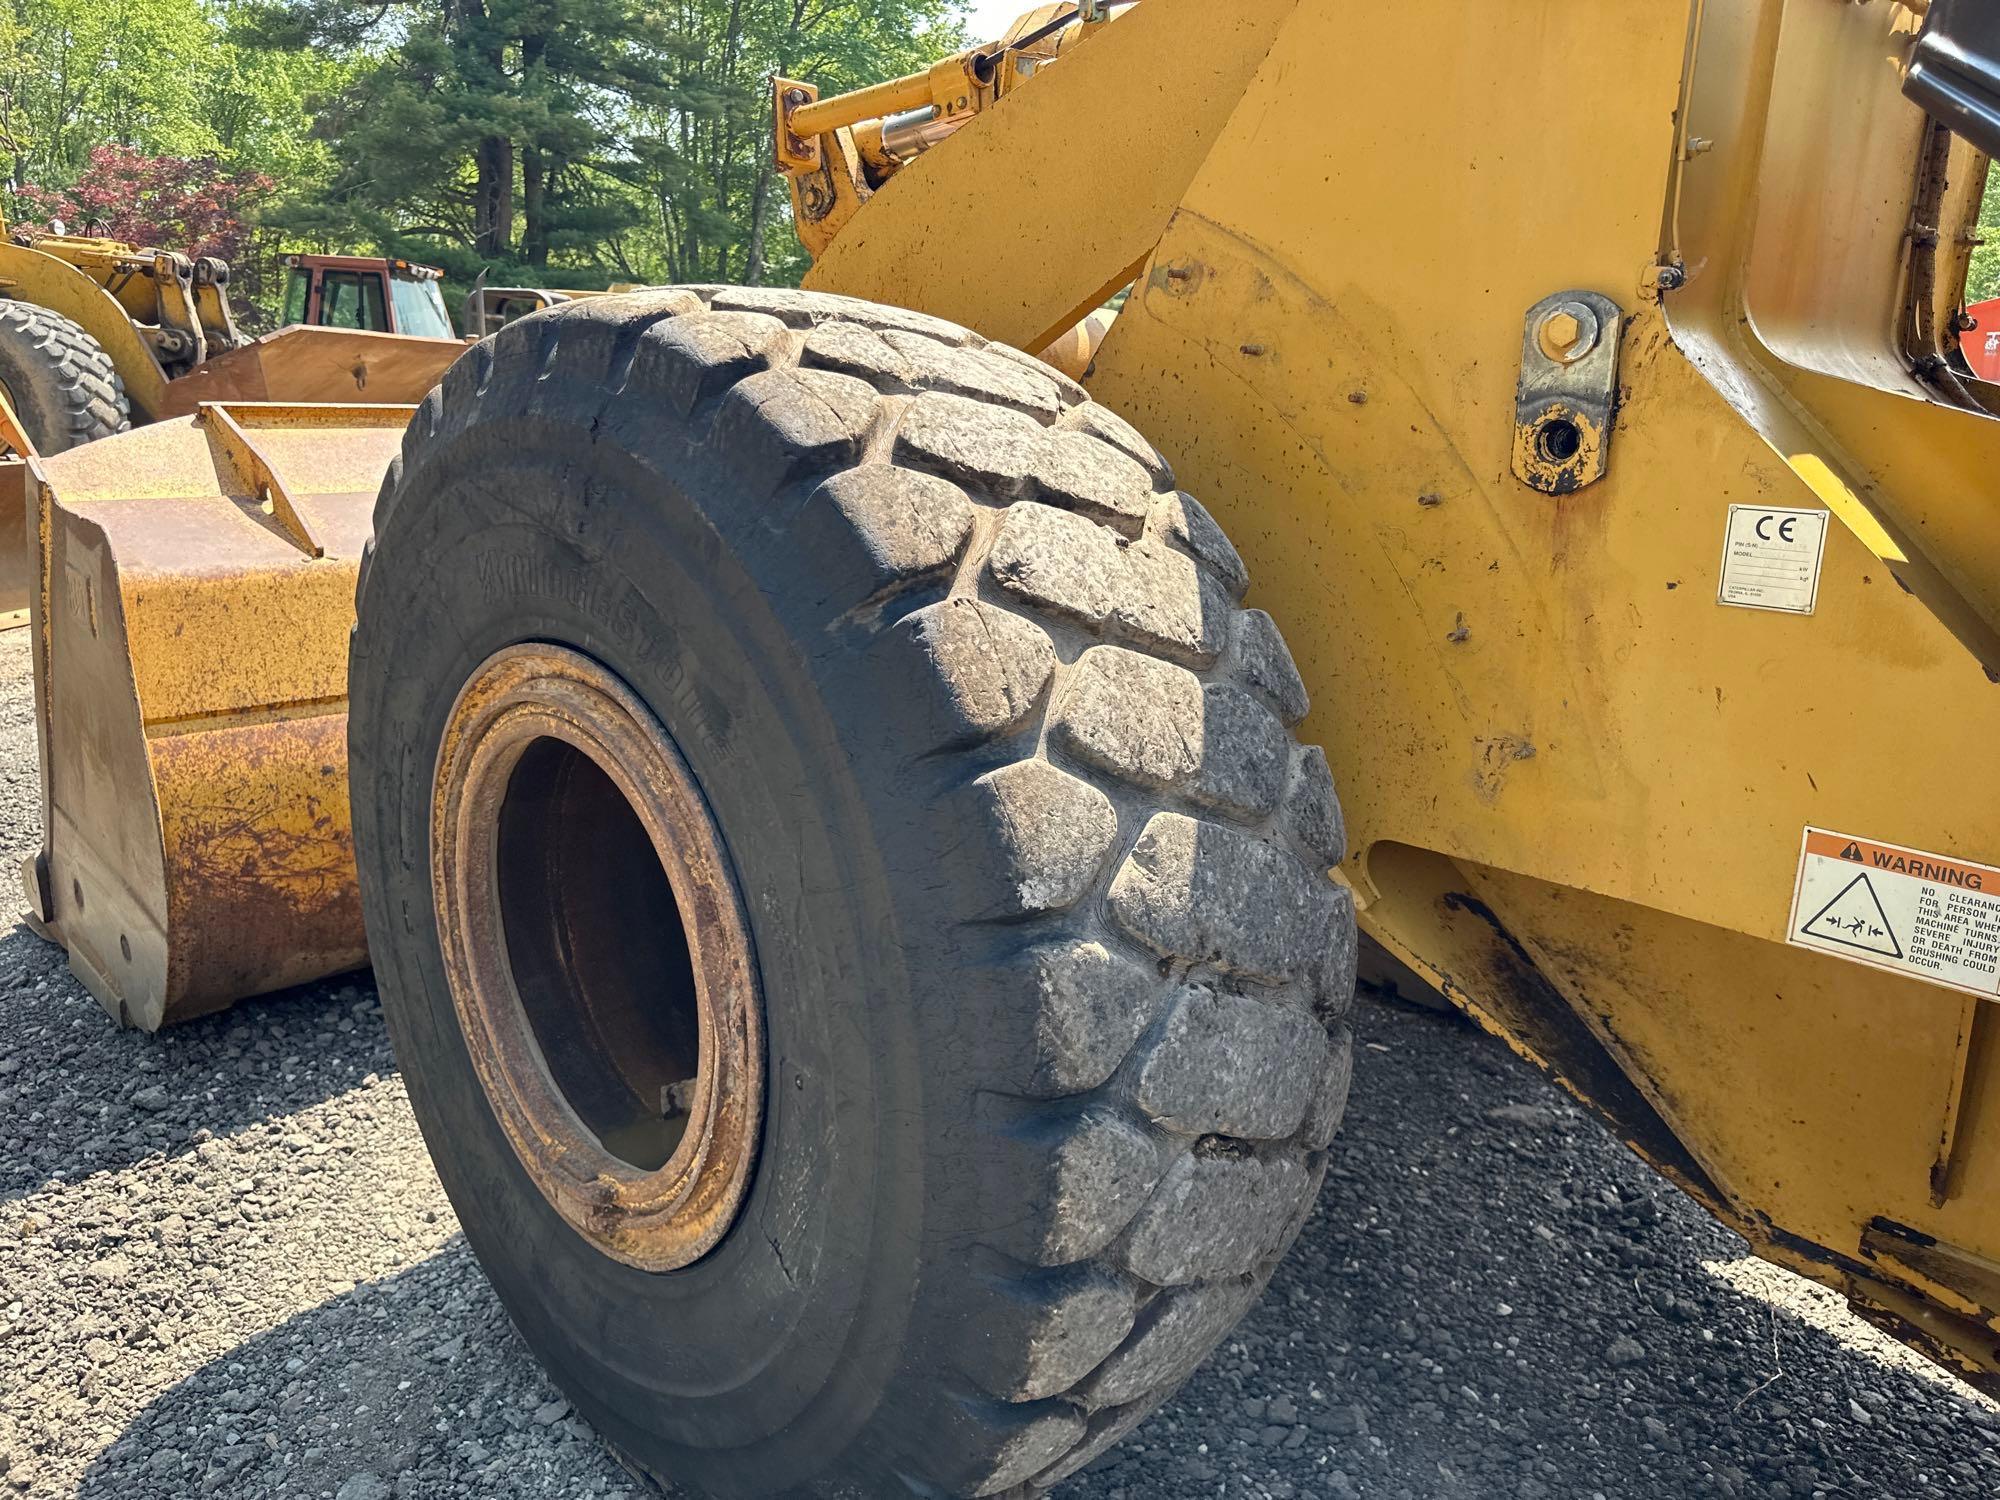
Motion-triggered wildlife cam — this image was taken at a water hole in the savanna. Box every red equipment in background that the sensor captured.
[1962,297,2000,381]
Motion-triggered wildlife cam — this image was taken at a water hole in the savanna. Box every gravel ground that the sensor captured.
[1,625,1997,1499]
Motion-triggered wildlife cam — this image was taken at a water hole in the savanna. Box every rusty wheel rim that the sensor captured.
[431,644,763,1272]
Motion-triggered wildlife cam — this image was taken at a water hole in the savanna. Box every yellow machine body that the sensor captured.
[20,404,407,1028]
[772,0,2000,1392]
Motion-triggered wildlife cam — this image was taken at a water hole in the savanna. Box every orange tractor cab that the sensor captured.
[278,253,457,339]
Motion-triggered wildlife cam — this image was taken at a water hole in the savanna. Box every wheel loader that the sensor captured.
[0,228,468,621]
[0,228,464,456]
[16,0,2000,1494]
[277,253,457,340]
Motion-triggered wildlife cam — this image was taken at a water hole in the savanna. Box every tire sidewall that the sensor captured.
[0,310,77,453]
[352,392,929,1494]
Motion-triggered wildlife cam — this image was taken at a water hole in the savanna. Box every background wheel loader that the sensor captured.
[0,227,465,457]
[0,230,469,621]
[277,253,457,341]
[16,0,2000,1495]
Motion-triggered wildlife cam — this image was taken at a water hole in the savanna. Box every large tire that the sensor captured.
[349,286,1357,1497]
[0,300,129,453]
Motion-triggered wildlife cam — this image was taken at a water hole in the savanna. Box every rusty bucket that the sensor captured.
[19,403,408,1028]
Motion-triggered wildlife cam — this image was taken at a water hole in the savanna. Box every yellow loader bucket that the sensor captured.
[20,403,408,1029]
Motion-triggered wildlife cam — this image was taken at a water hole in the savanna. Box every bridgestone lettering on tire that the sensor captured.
[349,286,1358,1498]
[0,300,129,453]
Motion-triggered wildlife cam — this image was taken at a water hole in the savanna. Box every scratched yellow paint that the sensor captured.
[794,0,2000,1386]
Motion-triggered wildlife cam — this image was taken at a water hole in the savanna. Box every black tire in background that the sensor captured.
[0,300,129,453]
[348,286,1357,1497]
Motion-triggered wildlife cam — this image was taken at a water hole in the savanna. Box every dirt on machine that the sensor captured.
[17,2,2000,1496]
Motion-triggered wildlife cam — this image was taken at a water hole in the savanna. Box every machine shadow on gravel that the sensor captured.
[1081,1001,2000,1500]
[74,1238,651,1500]
[71,1002,2000,1500]
[0,925,390,1206]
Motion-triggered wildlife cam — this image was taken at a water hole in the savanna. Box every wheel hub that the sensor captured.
[431,644,763,1271]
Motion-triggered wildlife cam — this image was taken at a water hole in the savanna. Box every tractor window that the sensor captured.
[281,268,309,327]
[494,295,546,327]
[317,272,389,332]
[389,274,454,339]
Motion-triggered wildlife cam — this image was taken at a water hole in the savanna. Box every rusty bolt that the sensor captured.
[1536,304,1598,364]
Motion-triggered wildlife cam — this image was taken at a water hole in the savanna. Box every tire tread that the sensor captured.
[0,299,130,452]
[354,285,1357,1497]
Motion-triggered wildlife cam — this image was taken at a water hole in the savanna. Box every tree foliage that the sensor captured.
[631,0,963,288]
[0,0,348,190]
[0,0,974,314]
[13,144,274,261]
[238,0,963,290]
[1968,160,2000,307]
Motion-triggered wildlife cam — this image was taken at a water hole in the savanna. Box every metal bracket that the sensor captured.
[1511,290,1622,495]
[773,78,823,175]
[198,403,324,559]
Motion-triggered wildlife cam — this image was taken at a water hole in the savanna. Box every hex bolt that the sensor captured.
[1536,303,1599,365]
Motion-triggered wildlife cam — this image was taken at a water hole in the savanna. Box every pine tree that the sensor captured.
[241,0,682,267]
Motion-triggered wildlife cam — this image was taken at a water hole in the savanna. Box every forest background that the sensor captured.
[0,0,1020,321]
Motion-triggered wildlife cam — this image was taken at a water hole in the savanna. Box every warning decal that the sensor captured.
[1788,829,2000,999]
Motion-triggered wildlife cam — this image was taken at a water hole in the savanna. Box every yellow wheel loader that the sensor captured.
[0,230,463,454]
[0,231,467,618]
[19,1,2000,1494]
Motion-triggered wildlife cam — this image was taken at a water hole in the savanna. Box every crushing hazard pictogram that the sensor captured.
[1800,873,1901,958]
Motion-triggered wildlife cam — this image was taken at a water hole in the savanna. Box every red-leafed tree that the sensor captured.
[12,145,275,261]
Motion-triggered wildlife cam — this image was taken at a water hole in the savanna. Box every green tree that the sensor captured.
[1968,160,2000,306]
[0,0,981,306]
[0,0,343,190]
[627,0,961,288]
[0,0,348,315]
[242,0,679,269]
[239,0,964,285]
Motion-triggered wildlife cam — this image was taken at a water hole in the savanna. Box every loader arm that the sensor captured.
[784,0,1295,355]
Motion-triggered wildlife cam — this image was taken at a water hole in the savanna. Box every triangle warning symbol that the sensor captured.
[1802,873,1902,959]
[1840,841,1863,862]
